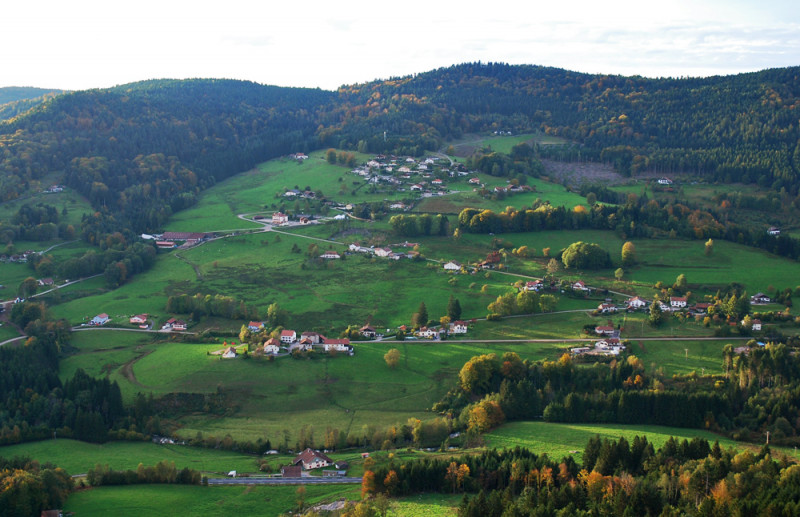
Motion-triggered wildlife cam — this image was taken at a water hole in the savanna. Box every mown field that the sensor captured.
[0,439,260,474]
[64,484,360,517]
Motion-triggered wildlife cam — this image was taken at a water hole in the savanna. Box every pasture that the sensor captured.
[484,421,773,464]
[0,439,260,474]
[64,484,359,517]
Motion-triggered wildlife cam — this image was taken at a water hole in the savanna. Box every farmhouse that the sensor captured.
[477,251,502,269]
[248,321,264,332]
[598,303,617,313]
[670,297,688,309]
[443,260,461,271]
[130,314,148,324]
[374,247,392,258]
[222,346,238,359]
[359,324,376,338]
[657,177,673,185]
[469,177,481,185]
[161,232,211,242]
[299,332,322,344]
[752,319,763,331]
[751,293,771,305]
[450,321,468,334]
[595,325,615,336]
[417,327,438,339]
[38,278,54,287]
[280,330,297,343]
[322,338,352,353]
[627,297,647,310]
[767,227,781,236]
[156,241,175,249]
[263,338,281,354]
[90,313,109,326]
[524,280,544,292]
[171,320,187,331]
[320,251,340,259]
[572,280,589,291]
[272,212,289,225]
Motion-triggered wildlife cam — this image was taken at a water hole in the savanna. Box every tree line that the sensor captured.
[434,346,800,446]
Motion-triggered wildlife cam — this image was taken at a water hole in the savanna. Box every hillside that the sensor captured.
[2,65,800,228]
[0,86,64,105]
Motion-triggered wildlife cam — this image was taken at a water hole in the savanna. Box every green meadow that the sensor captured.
[0,439,259,474]
[484,421,774,464]
[64,484,359,517]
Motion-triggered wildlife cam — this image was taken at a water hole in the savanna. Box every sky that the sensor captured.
[3,0,800,91]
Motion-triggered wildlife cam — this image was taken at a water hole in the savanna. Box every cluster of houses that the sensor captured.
[240,322,354,356]
[443,252,505,274]
[42,184,65,193]
[344,242,419,261]
[0,250,37,263]
[350,155,476,198]
[572,321,626,357]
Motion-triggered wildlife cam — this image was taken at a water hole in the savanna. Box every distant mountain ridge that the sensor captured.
[0,86,65,105]
[0,86,67,122]
[1,64,799,233]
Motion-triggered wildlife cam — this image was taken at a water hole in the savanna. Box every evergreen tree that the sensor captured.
[447,295,462,321]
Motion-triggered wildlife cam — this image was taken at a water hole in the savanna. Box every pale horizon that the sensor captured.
[3,0,799,92]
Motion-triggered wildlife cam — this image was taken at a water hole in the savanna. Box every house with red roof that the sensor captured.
[292,448,333,470]
[280,330,297,344]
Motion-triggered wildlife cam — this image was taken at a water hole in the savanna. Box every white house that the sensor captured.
[751,293,771,305]
[417,327,438,338]
[572,280,589,291]
[320,251,340,259]
[374,247,392,258]
[670,297,688,309]
[450,321,468,334]
[272,212,289,225]
[323,338,352,353]
[767,227,781,236]
[248,321,264,332]
[627,297,647,309]
[751,319,762,331]
[469,177,481,185]
[657,177,673,185]
[129,314,148,324]
[263,338,281,354]
[598,303,617,313]
[524,280,544,292]
[91,313,109,326]
[595,325,615,336]
[222,346,238,359]
[280,330,297,343]
[443,260,461,271]
[293,448,334,470]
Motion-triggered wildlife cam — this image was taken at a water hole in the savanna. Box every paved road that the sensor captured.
[208,476,362,486]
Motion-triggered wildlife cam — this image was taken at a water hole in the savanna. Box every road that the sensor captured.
[208,476,362,486]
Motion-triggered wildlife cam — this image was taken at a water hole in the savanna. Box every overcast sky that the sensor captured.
[3,0,799,91]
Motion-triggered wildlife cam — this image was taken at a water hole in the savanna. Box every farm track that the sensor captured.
[119,349,155,388]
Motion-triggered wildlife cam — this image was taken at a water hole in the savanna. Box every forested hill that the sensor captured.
[0,86,66,122]
[329,63,800,188]
[0,86,65,105]
[2,65,800,233]
[0,79,334,230]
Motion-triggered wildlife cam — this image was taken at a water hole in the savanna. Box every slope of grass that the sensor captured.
[485,421,757,464]
[0,439,259,474]
[64,484,358,517]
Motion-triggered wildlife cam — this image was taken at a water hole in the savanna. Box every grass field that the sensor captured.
[0,439,260,474]
[64,484,359,517]
[484,421,785,464]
